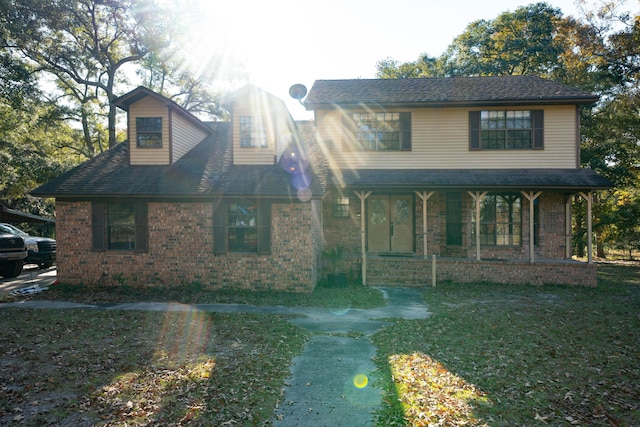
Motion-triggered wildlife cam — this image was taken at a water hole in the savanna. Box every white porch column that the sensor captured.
[521,191,542,263]
[415,191,435,259]
[565,196,572,259]
[355,191,372,284]
[468,191,487,261]
[579,191,594,264]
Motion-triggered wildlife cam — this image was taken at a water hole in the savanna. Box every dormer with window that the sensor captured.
[115,87,212,165]
[223,84,299,166]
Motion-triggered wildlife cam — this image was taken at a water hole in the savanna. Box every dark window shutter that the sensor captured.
[92,201,106,251]
[532,110,544,150]
[469,111,481,150]
[257,200,271,254]
[134,202,148,252]
[213,200,227,254]
[400,112,411,151]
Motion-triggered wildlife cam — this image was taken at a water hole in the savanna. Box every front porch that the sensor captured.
[323,177,605,287]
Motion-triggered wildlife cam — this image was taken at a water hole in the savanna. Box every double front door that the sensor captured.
[367,195,413,252]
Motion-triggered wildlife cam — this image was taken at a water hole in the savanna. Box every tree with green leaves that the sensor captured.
[1,0,173,149]
[440,3,565,77]
[0,0,226,217]
[376,54,443,79]
[137,52,227,120]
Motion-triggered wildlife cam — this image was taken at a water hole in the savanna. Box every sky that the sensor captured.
[182,0,635,119]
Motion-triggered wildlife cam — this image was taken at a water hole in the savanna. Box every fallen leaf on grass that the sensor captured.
[389,352,490,426]
[534,412,549,423]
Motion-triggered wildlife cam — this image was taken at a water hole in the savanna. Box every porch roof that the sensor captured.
[330,168,613,191]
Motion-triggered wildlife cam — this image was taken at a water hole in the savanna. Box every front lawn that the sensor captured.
[36,280,385,309]
[4,263,638,426]
[0,309,308,426]
[372,262,640,426]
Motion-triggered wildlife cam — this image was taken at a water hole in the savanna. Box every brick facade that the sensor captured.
[54,189,594,291]
[365,257,597,287]
[55,199,322,292]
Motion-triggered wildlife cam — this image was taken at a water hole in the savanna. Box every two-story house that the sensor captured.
[306,76,611,287]
[32,76,612,290]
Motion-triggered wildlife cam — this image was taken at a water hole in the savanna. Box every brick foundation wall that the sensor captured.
[366,257,597,287]
[55,200,321,292]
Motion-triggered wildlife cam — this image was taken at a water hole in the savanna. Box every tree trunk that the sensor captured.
[107,101,117,148]
[81,106,94,156]
[107,68,117,148]
[596,237,606,258]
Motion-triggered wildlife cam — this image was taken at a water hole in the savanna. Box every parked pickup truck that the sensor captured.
[0,232,27,278]
[0,223,56,269]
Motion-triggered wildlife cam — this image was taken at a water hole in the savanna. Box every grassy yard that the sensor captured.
[0,309,308,426]
[37,280,385,309]
[2,264,638,426]
[372,262,640,426]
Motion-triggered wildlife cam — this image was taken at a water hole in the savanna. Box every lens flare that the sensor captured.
[291,170,311,190]
[297,187,312,202]
[353,373,369,389]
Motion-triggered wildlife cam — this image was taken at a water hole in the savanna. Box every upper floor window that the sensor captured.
[348,112,411,151]
[469,110,543,150]
[136,117,162,148]
[240,116,267,148]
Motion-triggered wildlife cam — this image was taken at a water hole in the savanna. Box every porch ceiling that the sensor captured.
[330,168,613,191]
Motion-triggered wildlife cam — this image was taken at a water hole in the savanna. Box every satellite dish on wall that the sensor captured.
[289,84,307,101]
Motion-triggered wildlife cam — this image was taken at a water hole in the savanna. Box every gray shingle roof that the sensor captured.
[331,168,613,190]
[32,122,327,199]
[304,76,599,109]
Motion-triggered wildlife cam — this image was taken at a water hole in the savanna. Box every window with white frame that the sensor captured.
[240,116,267,148]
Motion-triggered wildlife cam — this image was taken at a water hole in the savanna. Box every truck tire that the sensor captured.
[0,260,23,278]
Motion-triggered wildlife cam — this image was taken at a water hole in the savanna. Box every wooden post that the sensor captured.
[415,191,434,259]
[565,196,572,259]
[521,191,542,263]
[579,191,593,264]
[355,191,372,284]
[468,191,487,261]
[431,254,436,287]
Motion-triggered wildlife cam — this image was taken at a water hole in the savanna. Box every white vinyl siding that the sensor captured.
[316,105,578,169]
[129,97,170,165]
[171,111,208,163]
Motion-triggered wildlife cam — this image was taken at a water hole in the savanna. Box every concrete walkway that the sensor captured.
[0,287,430,426]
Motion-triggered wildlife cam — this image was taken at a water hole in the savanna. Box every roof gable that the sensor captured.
[115,86,212,135]
[304,75,599,109]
